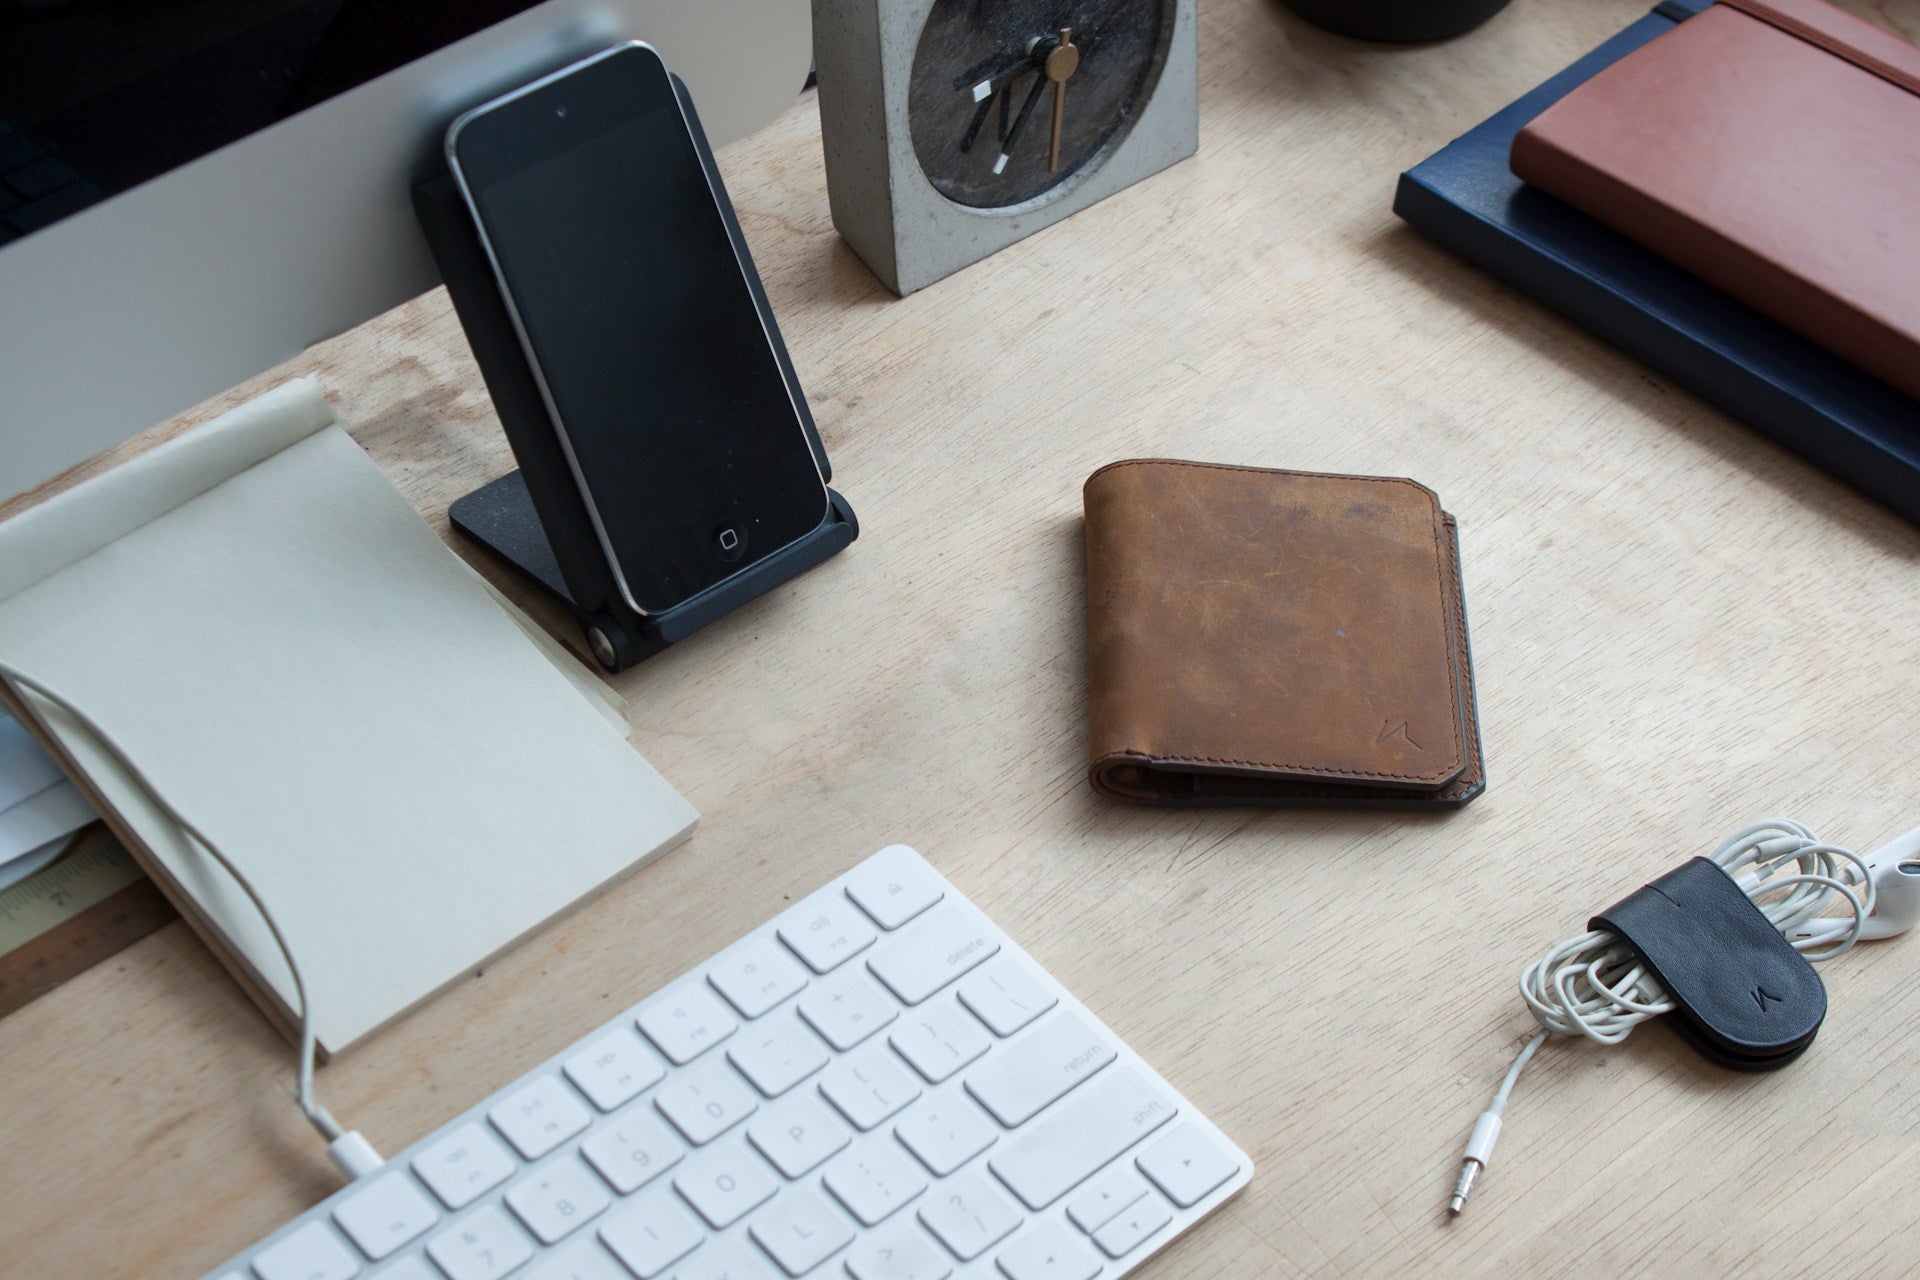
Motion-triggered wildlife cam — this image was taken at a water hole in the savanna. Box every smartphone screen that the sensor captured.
[448,44,828,615]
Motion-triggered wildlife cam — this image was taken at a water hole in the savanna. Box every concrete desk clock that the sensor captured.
[812,0,1198,295]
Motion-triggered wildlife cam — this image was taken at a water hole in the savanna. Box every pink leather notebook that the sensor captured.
[1511,0,1920,403]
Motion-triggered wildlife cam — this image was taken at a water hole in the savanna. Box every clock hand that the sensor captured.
[956,47,1039,162]
[959,93,994,154]
[1044,27,1080,173]
[959,49,1039,102]
[992,72,1050,175]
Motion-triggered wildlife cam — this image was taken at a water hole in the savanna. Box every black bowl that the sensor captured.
[1279,0,1514,42]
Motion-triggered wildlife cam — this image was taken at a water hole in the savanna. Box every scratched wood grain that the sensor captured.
[5,1,1920,1276]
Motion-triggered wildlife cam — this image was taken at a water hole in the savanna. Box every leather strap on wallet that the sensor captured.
[1083,460,1484,807]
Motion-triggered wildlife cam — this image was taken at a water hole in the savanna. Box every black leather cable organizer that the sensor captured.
[1591,857,1827,1069]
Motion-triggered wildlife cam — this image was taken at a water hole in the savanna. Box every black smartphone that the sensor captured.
[445,43,830,616]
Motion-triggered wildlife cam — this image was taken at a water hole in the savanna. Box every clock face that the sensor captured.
[908,0,1173,209]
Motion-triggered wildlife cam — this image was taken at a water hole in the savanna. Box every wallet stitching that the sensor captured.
[1099,750,1446,784]
[1087,457,1438,498]
[1089,459,1463,784]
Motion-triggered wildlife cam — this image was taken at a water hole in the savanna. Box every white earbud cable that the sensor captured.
[1449,818,1879,1215]
[0,660,383,1179]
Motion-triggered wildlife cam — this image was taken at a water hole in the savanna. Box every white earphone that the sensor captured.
[1786,824,1920,944]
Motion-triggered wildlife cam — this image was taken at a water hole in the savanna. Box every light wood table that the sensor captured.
[7,1,1920,1275]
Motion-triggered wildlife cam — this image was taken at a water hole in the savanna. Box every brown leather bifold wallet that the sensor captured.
[1084,460,1484,807]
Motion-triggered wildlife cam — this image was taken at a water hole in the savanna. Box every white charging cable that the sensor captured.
[1449,817,1886,1215]
[0,661,384,1181]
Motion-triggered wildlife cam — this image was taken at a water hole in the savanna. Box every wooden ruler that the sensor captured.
[0,825,177,1017]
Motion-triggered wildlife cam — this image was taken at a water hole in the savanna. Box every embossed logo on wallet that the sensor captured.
[1374,720,1422,751]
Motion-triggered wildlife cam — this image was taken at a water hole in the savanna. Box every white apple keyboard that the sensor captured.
[210,845,1251,1280]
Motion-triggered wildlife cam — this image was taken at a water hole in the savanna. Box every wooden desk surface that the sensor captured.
[7,1,1920,1275]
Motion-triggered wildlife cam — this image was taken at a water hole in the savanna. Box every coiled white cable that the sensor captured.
[0,661,383,1179]
[1448,818,1875,1215]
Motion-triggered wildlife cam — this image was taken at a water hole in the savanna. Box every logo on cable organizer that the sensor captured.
[1752,984,1784,1012]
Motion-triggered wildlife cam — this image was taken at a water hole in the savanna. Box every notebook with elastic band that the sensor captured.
[1509,0,1920,403]
[1083,459,1484,807]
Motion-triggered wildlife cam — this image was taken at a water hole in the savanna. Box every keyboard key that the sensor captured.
[747,1093,851,1178]
[1091,1197,1171,1259]
[565,1028,666,1111]
[525,1240,627,1280]
[637,984,739,1065]
[426,1205,535,1280]
[797,969,899,1051]
[727,1014,829,1096]
[0,133,40,170]
[1064,1166,1149,1233]
[748,1186,856,1276]
[989,1069,1178,1211]
[369,1259,436,1280]
[413,1123,517,1210]
[995,1219,1103,1280]
[580,1109,684,1194]
[889,998,990,1083]
[867,906,998,1005]
[916,1171,1022,1262]
[964,1012,1114,1127]
[507,1157,611,1244]
[6,155,77,200]
[844,1220,954,1280]
[491,1075,594,1159]
[331,1171,437,1260]
[673,1145,778,1228]
[251,1221,359,1280]
[656,1062,758,1144]
[957,961,1056,1036]
[843,845,944,929]
[894,1095,998,1178]
[674,1240,781,1280]
[598,1188,704,1278]
[4,181,99,235]
[819,1043,922,1131]
[778,891,877,973]
[823,1144,929,1226]
[1137,1122,1241,1207]
[709,939,809,1018]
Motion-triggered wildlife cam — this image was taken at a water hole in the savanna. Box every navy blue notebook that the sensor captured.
[1393,0,1920,524]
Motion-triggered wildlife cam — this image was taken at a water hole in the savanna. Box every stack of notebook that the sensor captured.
[0,379,699,1055]
[0,712,94,891]
[1395,0,1920,523]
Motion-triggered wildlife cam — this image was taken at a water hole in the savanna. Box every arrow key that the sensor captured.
[1091,1198,1171,1259]
[1136,1123,1241,1208]
[1065,1165,1149,1233]
[996,1219,1102,1280]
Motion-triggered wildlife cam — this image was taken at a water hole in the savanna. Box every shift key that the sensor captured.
[989,1067,1177,1210]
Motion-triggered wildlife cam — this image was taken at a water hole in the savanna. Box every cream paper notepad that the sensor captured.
[0,378,697,1054]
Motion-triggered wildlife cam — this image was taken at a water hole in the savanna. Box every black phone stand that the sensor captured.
[412,74,856,673]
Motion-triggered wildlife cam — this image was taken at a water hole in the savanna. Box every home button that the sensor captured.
[712,521,748,563]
